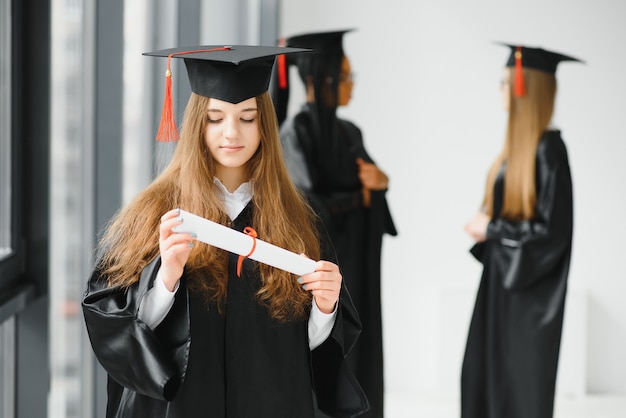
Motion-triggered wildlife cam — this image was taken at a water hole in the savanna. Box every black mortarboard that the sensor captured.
[144,45,311,141]
[284,29,353,82]
[498,42,584,96]
[285,29,352,54]
[272,30,353,126]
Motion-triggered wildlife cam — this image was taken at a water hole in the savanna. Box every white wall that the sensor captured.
[280,0,626,398]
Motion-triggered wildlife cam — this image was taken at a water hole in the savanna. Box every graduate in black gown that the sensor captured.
[274,30,397,418]
[462,43,583,418]
[82,45,369,418]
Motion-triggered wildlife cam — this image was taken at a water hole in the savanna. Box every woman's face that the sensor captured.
[337,55,354,107]
[501,68,511,112]
[204,97,261,176]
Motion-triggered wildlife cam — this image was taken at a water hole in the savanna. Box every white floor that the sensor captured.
[385,392,626,418]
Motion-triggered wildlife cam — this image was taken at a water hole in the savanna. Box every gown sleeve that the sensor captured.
[330,119,397,237]
[310,221,370,417]
[81,256,190,401]
[481,135,573,291]
[280,113,362,214]
[281,115,396,237]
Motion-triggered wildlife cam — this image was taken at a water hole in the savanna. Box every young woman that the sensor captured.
[274,30,396,418]
[82,45,368,418]
[462,44,582,418]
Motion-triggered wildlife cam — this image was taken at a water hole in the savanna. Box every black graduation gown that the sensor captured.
[280,106,397,418]
[82,203,369,418]
[461,130,573,418]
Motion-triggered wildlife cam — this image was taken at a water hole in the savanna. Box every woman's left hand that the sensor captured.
[299,260,342,314]
[464,212,491,243]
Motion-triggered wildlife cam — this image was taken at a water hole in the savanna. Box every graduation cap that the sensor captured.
[282,29,353,82]
[499,42,584,97]
[144,45,311,141]
[272,30,354,125]
[285,29,353,53]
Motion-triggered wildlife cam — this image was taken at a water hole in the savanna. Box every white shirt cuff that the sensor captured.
[308,298,338,350]
[137,269,178,330]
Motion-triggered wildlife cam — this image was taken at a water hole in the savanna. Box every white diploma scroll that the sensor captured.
[172,209,317,276]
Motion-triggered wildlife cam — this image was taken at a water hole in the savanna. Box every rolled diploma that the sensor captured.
[172,209,316,276]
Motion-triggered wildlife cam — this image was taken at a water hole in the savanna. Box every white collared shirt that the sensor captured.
[213,177,253,220]
[138,178,336,350]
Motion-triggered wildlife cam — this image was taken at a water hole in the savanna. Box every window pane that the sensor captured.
[0,318,16,418]
[49,0,89,416]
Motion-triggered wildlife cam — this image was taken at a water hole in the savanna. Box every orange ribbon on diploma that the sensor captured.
[236,227,257,277]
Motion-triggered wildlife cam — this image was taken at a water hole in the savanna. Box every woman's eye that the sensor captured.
[241,118,255,123]
[207,118,222,124]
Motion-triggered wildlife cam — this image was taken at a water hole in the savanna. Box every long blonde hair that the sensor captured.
[483,68,557,220]
[97,92,320,321]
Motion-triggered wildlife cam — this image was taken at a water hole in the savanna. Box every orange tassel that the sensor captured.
[514,46,526,97]
[155,47,231,142]
[155,65,179,142]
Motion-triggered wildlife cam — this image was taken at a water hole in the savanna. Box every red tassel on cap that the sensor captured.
[155,47,232,142]
[277,54,288,89]
[277,38,288,90]
[156,62,179,142]
[514,46,526,97]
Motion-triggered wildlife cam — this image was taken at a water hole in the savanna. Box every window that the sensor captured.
[0,0,11,262]
[0,2,15,417]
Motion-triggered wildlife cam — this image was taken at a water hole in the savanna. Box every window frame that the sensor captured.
[0,0,36,326]
[0,1,50,418]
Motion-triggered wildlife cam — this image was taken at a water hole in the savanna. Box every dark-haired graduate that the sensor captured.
[81,45,369,418]
[462,43,582,418]
[274,30,397,418]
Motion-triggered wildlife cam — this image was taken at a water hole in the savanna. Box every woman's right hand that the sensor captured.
[356,158,389,191]
[159,209,196,291]
[356,158,388,208]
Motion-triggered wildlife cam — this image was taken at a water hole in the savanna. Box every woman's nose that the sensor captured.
[223,118,238,138]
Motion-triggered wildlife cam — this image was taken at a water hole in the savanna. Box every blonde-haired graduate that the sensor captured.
[462,43,583,418]
[82,45,369,418]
